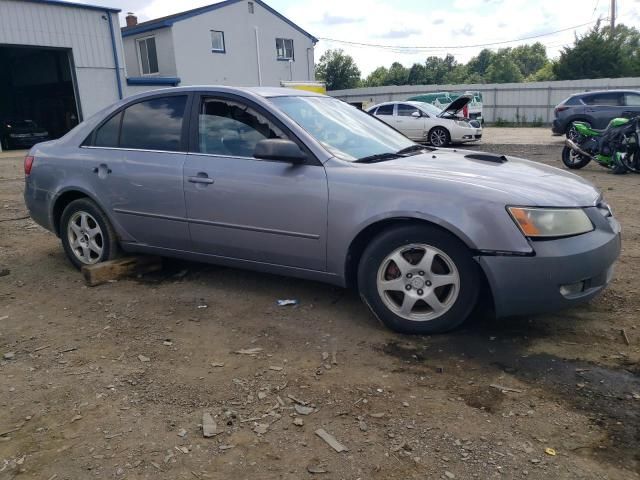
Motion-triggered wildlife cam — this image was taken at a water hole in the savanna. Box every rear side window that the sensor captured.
[583,92,623,106]
[94,113,121,147]
[624,93,640,106]
[119,96,187,151]
[376,104,394,116]
[563,96,583,106]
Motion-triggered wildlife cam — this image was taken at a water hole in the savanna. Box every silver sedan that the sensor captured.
[24,87,621,334]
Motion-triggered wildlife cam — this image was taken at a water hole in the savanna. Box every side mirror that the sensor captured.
[411,111,421,118]
[253,139,307,164]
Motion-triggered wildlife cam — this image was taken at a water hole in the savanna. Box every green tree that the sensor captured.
[364,66,389,87]
[467,49,495,77]
[528,61,556,81]
[484,52,524,83]
[553,23,640,80]
[386,62,409,85]
[407,63,427,85]
[510,42,549,77]
[315,49,361,90]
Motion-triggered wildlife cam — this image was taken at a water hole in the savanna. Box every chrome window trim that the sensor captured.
[80,146,187,155]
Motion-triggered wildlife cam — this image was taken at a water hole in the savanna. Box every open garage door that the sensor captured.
[0,45,80,150]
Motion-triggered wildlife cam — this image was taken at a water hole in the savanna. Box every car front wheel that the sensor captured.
[357,225,480,334]
[60,198,119,270]
[428,127,450,147]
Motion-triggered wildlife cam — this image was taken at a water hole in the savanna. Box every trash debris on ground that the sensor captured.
[202,413,218,438]
[315,428,348,452]
[307,464,328,474]
[621,328,631,346]
[253,423,269,435]
[3,352,15,360]
[545,448,557,456]
[234,348,263,355]
[210,362,225,367]
[269,365,283,371]
[138,354,150,363]
[293,418,304,426]
[489,384,523,393]
[177,428,187,437]
[276,299,298,306]
[295,404,314,416]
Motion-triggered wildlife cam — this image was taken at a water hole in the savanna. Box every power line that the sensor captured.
[318,20,598,51]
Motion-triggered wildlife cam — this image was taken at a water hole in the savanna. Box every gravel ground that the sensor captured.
[0,139,639,479]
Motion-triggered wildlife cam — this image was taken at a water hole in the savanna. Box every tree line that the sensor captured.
[315,23,640,90]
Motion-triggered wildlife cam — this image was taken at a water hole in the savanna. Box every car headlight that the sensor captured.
[454,120,470,128]
[507,207,593,238]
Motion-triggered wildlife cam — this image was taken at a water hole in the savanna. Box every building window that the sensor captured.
[137,36,159,75]
[211,30,225,53]
[248,1,254,13]
[276,38,294,60]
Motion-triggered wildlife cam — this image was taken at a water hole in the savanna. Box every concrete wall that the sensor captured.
[0,0,125,119]
[123,0,315,87]
[123,26,177,78]
[330,77,640,124]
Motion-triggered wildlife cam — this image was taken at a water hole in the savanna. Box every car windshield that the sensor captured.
[415,102,442,116]
[270,96,415,161]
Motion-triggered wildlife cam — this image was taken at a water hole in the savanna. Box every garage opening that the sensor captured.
[0,45,80,150]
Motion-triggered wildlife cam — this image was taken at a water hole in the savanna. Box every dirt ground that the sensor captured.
[1,132,639,479]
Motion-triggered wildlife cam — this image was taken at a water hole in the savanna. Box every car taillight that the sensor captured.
[24,155,34,175]
[555,106,569,115]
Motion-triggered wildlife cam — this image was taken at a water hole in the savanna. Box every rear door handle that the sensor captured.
[188,173,214,185]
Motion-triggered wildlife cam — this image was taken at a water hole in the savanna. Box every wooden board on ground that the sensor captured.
[81,256,163,287]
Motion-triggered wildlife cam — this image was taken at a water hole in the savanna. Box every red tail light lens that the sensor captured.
[24,155,34,175]
[555,106,569,114]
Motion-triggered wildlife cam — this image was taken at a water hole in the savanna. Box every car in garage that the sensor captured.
[1,119,49,150]
[366,97,482,147]
[23,87,620,334]
[551,89,640,140]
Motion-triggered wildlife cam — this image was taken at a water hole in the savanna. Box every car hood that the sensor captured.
[438,95,471,117]
[359,149,600,207]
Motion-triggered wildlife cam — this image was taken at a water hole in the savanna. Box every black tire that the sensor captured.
[621,149,640,173]
[60,198,119,270]
[566,121,590,141]
[357,225,480,334]
[561,146,591,169]
[428,127,451,147]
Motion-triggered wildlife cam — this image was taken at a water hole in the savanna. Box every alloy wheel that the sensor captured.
[67,211,104,264]
[376,243,460,322]
[430,129,447,147]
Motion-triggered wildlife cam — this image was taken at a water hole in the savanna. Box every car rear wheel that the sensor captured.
[60,198,119,270]
[428,127,450,147]
[357,225,480,334]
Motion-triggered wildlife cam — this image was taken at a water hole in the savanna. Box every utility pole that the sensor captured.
[610,0,616,31]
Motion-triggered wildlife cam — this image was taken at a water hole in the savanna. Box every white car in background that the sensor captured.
[367,96,482,147]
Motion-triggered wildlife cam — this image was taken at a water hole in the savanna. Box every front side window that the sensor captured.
[397,104,419,117]
[120,96,187,151]
[137,36,159,75]
[271,96,414,161]
[375,104,394,116]
[276,38,294,60]
[198,97,285,157]
[211,30,225,53]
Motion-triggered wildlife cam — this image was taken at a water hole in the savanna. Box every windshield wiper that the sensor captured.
[354,152,405,163]
[396,144,435,155]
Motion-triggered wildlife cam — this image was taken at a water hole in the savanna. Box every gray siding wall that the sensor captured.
[124,0,315,87]
[122,26,177,78]
[330,77,640,124]
[0,0,124,118]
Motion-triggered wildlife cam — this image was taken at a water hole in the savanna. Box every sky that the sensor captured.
[80,0,640,76]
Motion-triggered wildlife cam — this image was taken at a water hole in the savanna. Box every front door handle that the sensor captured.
[188,173,214,185]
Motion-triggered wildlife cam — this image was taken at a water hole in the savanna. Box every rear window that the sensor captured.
[94,113,121,148]
[120,96,187,151]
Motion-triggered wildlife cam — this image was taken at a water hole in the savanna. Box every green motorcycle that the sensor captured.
[562,117,639,173]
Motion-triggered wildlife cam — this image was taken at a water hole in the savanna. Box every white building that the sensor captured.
[121,0,317,90]
[0,0,125,139]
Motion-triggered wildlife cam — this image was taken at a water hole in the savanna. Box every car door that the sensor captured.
[396,103,425,140]
[183,94,328,271]
[583,92,625,128]
[373,104,396,129]
[83,94,191,250]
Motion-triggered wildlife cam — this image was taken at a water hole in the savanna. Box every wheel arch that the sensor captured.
[344,216,478,289]
[51,188,112,237]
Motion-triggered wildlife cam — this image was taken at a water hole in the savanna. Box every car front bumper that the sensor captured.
[477,208,621,318]
[451,126,483,143]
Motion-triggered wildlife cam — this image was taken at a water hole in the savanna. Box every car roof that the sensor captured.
[124,85,325,100]
[570,89,638,97]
